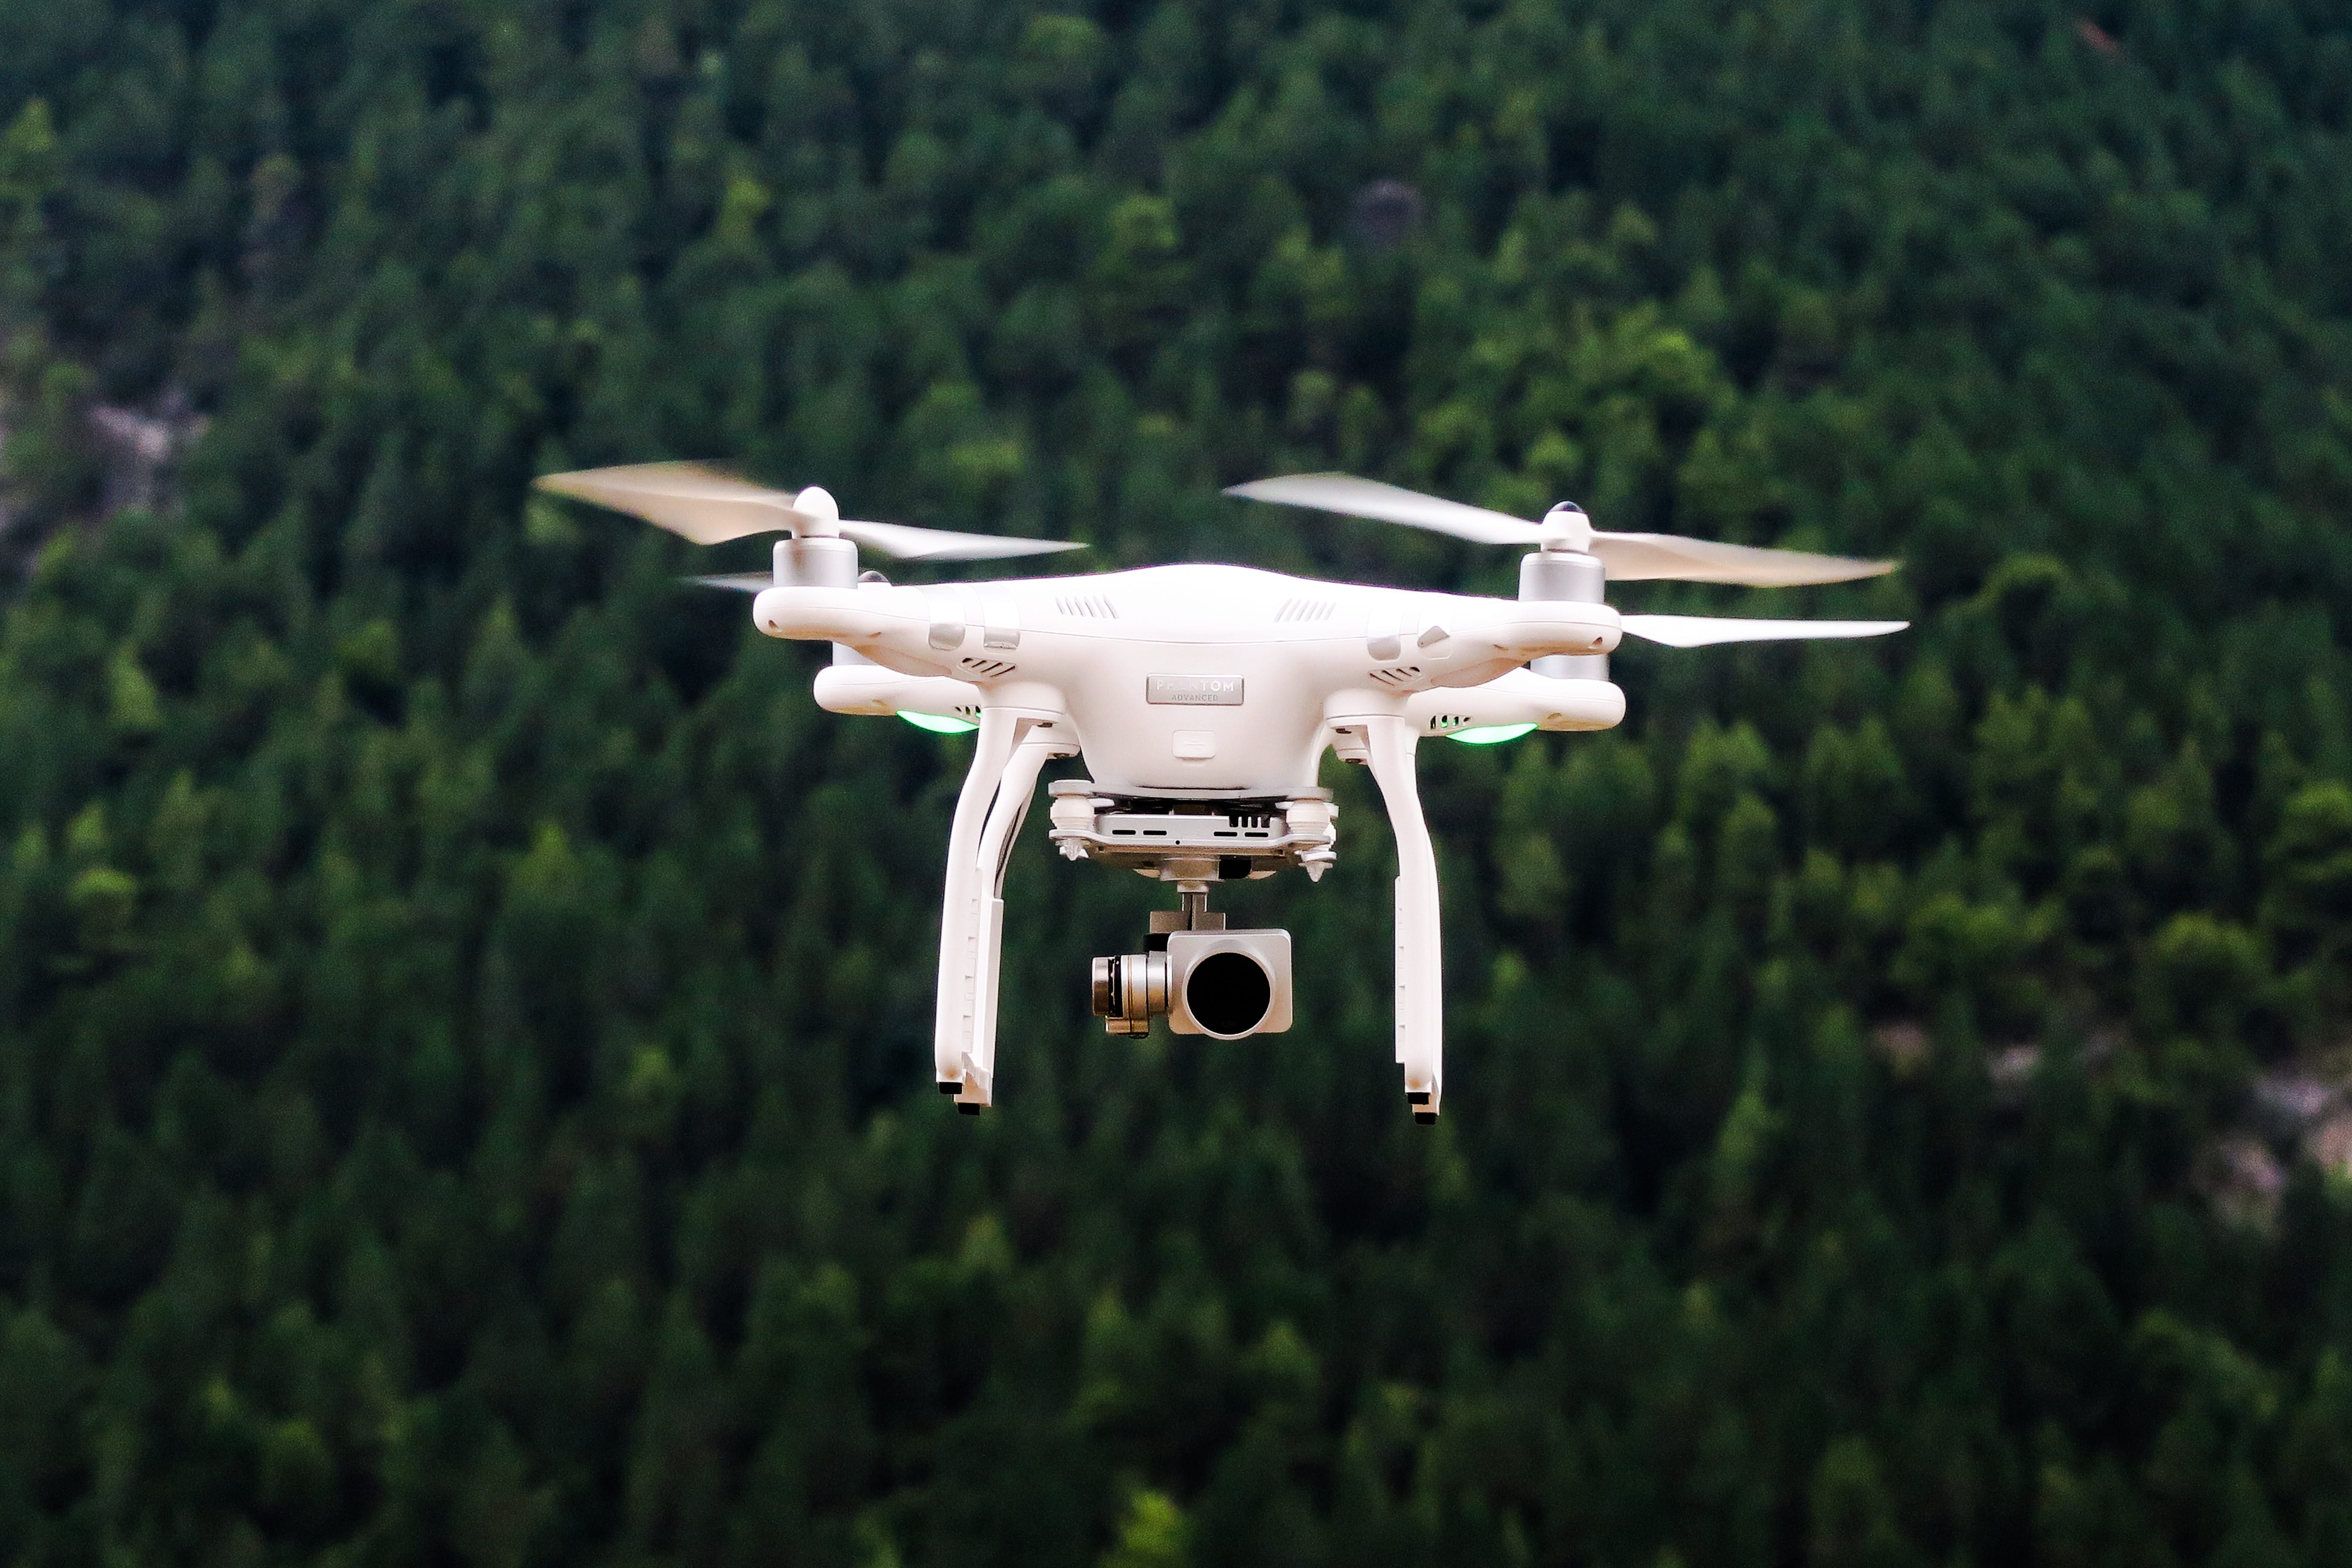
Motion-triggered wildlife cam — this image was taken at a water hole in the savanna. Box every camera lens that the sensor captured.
[1184,950,1272,1037]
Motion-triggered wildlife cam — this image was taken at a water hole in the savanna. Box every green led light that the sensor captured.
[899,710,980,735]
[1447,722,1538,746]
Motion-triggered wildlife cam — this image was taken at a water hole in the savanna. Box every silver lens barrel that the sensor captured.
[1090,951,1170,1035]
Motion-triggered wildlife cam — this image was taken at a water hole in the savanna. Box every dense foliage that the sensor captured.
[5,0,2352,1562]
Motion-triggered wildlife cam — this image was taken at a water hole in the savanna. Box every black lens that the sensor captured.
[1185,951,1271,1036]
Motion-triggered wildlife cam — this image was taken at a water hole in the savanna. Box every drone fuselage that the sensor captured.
[536,460,1905,1122]
[755,563,1620,796]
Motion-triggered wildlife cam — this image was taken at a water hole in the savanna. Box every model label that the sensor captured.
[1147,674,1245,706]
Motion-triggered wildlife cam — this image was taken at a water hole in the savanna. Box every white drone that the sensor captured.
[537,464,1904,1121]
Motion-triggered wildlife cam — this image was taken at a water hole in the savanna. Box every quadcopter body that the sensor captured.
[769,561,1622,796]
[537,464,1906,1122]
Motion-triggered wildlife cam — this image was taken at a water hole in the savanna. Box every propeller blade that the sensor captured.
[686,573,773,593]
[536,462,807,545]
[836,519,1085,561]
[1224,474,1539,546]
[1228,472,1896,585]
[1591,533,1894,586]
[538,463,1086,559]
[1620,615,1909,648]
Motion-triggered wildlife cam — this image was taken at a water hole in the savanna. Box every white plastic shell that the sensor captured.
[1404,667,1626,737]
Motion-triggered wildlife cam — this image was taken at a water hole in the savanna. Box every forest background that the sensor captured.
[4,0,2352,1564]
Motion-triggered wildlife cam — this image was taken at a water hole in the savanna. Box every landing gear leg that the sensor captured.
[934,711,1073,1111]
[1363,715,1442,1121]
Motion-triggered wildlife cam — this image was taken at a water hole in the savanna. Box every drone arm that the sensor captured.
[755,585,964,676]
[1362,715,1444,1117]
[1449,603,1619,665]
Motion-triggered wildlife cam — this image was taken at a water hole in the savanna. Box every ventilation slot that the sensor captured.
[1369,665,1423,688]
[1425,714,1472,732]
[1055,594,1120,619]
[959,658,1018,678]
[1276,597,1337,623]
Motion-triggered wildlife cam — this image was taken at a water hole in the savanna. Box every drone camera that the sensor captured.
[1092,929,1292,1039]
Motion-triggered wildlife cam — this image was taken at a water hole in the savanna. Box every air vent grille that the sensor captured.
[1276,597,1337,623]
[1056,594,1120,619]
[1369,665,1423,688]
[959,658,1018,679]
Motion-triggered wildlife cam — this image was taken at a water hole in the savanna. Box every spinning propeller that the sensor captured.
[1226,472,1904,646]
[534,463,1084,589]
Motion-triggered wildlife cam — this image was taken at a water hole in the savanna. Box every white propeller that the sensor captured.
[1620,614,1908,647]
[535,462,1085,560]
[689,573,788,593]
[1230,473,1542,546]
[1226,472,1895,586]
